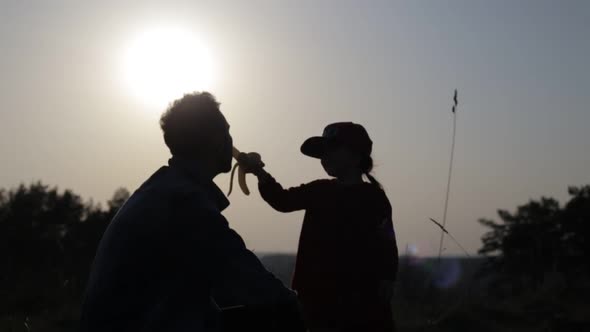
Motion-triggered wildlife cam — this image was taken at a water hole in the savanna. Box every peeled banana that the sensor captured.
[227,147,263,196]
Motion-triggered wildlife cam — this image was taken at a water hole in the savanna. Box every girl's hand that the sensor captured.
[237,152,265,175]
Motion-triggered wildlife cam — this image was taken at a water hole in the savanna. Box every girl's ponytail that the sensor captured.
[360,156,383,190]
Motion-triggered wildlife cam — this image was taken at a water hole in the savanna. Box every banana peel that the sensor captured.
[228,147,263,196]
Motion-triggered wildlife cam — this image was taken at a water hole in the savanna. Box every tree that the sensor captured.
[106,187,130,217]
[478,185,590,287]
[0,182,127,324]
[561,186,590,272]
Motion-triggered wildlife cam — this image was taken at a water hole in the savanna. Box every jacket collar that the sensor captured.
[168,156,230,211]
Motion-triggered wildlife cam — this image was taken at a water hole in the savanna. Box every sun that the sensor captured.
[122,26,215,109]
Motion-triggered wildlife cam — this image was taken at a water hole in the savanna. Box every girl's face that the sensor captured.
[321,145,362,178]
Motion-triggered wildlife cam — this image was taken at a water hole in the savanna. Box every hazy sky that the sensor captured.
[1,0,589,256]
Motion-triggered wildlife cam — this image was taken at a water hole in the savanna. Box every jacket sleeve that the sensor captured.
[173,193,295,307]
[375,194,399,282]
[257,173,322,213]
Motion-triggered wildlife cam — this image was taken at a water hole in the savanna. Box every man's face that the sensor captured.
[195,111,233,176]
[218,120,233,173]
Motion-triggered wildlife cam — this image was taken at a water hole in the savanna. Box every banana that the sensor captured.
[238,161,249,195]
[227,162,240,196]
[227,147,263,196]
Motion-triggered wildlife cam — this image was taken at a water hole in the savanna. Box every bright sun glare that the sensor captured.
[123,26,215,109]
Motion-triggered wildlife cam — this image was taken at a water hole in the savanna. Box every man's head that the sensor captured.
[160,92,233,175]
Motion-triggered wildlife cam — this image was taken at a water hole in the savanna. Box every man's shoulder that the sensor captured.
[134,166,212,208]
[143,166,200,193]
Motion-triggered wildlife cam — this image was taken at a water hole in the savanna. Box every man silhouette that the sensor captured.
[80,92,303,332]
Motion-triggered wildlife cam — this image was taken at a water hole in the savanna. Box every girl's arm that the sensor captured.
[255,168,318,213]
[377,213,399,282]
[237,151,320,213]
[375,195,399,303]
[377,218,398,301]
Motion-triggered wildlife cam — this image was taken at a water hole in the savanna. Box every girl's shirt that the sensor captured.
[258,176,398,299]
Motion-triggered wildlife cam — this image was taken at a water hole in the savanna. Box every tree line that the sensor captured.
[0,181,588,327]
[0,182,129,325]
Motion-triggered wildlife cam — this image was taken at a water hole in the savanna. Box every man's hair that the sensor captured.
[160,92,224,156]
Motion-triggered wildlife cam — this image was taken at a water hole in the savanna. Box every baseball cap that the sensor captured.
[300,122,373,159]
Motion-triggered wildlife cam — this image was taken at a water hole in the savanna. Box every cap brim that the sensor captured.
[300,136,327,159]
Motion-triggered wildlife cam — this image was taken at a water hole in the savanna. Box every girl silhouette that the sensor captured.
[242,122,398,332]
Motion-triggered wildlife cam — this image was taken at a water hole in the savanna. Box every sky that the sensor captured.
[1,0,589,256]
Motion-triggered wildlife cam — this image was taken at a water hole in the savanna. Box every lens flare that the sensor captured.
[433,258,462,289]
